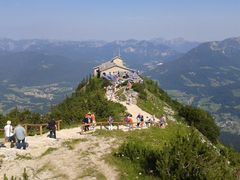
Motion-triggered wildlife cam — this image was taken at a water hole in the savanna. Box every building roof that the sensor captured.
[94,56,133,72]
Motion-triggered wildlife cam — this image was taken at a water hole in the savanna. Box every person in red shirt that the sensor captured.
[128,114,133,130]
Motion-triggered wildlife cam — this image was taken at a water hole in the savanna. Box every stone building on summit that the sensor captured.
[93,56,134,77]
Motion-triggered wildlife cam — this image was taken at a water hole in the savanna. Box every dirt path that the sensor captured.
[0,127,119,179]
[0,85,167,179]
[107,87,159,123]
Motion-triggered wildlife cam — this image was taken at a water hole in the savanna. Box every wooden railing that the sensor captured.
[80,121,137,133]
[0,120,62,136]
[0,121,62,137]
[23,120,62,135]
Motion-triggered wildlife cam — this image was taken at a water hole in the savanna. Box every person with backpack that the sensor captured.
[47,118,57,139]
[14,124,27,150]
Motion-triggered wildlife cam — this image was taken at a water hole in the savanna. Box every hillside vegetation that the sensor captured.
[0,76,126,131]
[148,37,240,150]
[50,77,126,126]
[1,76,240,179]
[132,78,219,143]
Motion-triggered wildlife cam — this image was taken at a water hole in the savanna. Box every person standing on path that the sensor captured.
[47,118,57,139]
[108,116,114,130]
[4,120,14,144]
[91,113,96,129]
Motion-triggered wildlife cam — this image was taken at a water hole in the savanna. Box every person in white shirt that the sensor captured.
[4,120,14,143]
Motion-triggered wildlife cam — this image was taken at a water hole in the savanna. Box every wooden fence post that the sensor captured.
[24,124,28,135]
[39,125,43,135]
[57,121,60,131]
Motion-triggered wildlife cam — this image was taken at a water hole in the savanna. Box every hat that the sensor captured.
[88,112,91,114]
[7,120,11,125]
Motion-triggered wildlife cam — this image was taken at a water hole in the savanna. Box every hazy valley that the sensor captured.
[1,37,240,149]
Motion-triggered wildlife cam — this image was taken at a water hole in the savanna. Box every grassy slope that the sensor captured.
[93,78,240,179]
[94,122,190,179]
[95,124,240,179]
[133,79,182,119]
[51,77,126,127]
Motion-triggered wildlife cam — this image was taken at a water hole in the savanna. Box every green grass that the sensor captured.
[76,168,106,180]
[15,153,32,160]
[101,123,190,179]
[62,138,88,150]
[40,147,58,157]
[106,123,237,179]
[94,123,190,149]
[116,88,126,101]
[123,123,190,150]
[137,91,165,117]
[105,153,157,180]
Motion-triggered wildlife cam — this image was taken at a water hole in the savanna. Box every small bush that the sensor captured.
[116,128,235,179]
[179,105,220,143]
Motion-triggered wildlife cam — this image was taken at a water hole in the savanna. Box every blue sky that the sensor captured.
[0,0,239,41]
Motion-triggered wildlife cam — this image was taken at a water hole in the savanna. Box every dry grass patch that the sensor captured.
[15,153,32,160]
[40,147,58,157]
[76,168,106,180]
[62,138,88,150]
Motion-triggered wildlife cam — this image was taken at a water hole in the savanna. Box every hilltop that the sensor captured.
[0,38,182,114]
[1,74,240,179]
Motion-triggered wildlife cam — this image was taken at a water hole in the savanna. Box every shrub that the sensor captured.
[179,105,220,143]
[116,128,235,179]
[51,77,126,126]
[132,83,147,100]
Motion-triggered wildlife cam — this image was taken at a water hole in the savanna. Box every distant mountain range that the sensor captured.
[150,37,200,53]
[0,38,192,113]
[148,36,240,149]
[1,36,240,149]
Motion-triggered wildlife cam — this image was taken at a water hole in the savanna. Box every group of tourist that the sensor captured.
[81,111,168,132]
[1,118,57,150]
[1,121,27,149]
[135,113,167,129]
[1,113,168,149]
[82,112,96,131]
